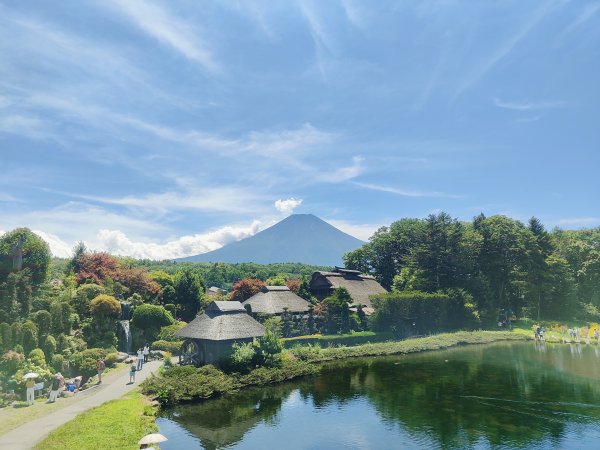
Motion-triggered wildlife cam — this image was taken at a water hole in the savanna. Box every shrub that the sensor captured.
[43,335,57,358]
[157,323,186,342]
[132,305,174,330]
[28,348,46,367]
[21,321,38,355]
[105,352,120,367]
[73,284,105,319]
[90,295,121,318]
[132,305,174,344]
[0,323,12,351]
[151,340,182,355]
[291,343,323,361]
[0,350,24,375]
[226,342,256,373]
[164,303,177,317]
[69,348,109,377]
[50,354,65,372]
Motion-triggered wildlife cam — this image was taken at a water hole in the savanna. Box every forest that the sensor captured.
[344,212,600,323]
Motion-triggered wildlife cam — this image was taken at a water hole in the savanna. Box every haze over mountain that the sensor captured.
[179,214,365,266]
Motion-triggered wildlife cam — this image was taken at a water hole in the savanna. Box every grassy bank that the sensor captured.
[34,391,157,450]
[142,330,530,407]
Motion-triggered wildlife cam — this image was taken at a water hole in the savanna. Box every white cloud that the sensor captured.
[353,181,462,198]
[275,198,303,215]
[493,98,565,111]
[67,186,268,216]
[108,0,219,72]
[326,219,379,241]
[32,230,73,258]
[319,156,364,183]
[95,220,262,259]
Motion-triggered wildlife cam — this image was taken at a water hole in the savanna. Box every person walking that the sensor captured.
[25,378,35,405]
[143,344,150,363]
[129,359,137,383]
[48,374,60,403]
[97,359,105,384]
[137,348,144,371]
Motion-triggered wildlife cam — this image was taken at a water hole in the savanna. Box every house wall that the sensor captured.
[198,338,254,366]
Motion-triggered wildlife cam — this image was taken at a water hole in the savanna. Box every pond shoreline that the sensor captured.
[142,330,532,408]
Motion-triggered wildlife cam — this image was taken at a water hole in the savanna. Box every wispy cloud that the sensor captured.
[557,3,600,42]
[107,0,219,72]
[452,2,558,101]
[297,0,334,79]
[557,217,600,227]
[354,181,462,198]
[493,98,566,111]
[48,186,269,216]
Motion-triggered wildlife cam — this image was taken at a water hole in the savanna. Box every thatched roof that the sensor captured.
[175,301,265,341]
[310,268,387,309]
[242,286,310,315]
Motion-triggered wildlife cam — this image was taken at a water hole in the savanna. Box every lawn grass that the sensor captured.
[291,330,531,363]
[0,363,129,438]
[33,391,157,450]
[283,331,395,348]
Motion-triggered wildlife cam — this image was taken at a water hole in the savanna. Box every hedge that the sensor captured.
[283,331,395,348]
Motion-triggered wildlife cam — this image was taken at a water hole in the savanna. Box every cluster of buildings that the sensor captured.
[175,268,387,366]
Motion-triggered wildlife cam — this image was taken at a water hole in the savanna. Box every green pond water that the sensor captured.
[157,341,600,449]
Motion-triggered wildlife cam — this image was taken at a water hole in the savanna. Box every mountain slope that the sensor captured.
[179,214,365,266]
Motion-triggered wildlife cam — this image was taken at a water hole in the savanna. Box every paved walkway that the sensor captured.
[0,360,162,450]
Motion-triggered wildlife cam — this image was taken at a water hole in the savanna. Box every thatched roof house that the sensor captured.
[175,301,264,366]
[242,285,310,316]
[309,267,387,313]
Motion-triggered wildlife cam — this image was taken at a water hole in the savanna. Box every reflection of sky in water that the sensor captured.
[158,342,600,449]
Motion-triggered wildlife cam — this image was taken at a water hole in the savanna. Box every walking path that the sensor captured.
[0,360,162,450]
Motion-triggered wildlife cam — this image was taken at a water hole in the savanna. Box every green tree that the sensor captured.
[72,284,105,319]
[33,310,52,338]
[0,228,51,290]
[321,287,353,334]
[21,320,38,354]
[173,269,205,321]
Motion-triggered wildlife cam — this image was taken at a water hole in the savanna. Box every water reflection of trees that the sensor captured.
[303,344,600,448]
[165,343,600,449]
[163,384,296,450]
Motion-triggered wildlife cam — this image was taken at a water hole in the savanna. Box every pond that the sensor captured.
[157,341,600,449]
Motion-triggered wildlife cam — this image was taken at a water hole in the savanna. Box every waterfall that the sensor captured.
[119,302,132,320]
[118,302,132,353]
[117,320,132,354]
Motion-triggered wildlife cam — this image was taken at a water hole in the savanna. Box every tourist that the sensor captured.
[143,343,150,363]
[25,378,35,405]
[97,359,105,384]
[57,372,65,396]
[129,359,137,383]
[137,348,144,371]
[48,374,60,403]
[7,376,17,395]
[73,375,83,393]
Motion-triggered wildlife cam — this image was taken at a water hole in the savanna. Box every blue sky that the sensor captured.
[1,0,599,259]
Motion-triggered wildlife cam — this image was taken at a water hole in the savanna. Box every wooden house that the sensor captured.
[309,267,387,314]
[175,301,265,366]
[242,285,310,316]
